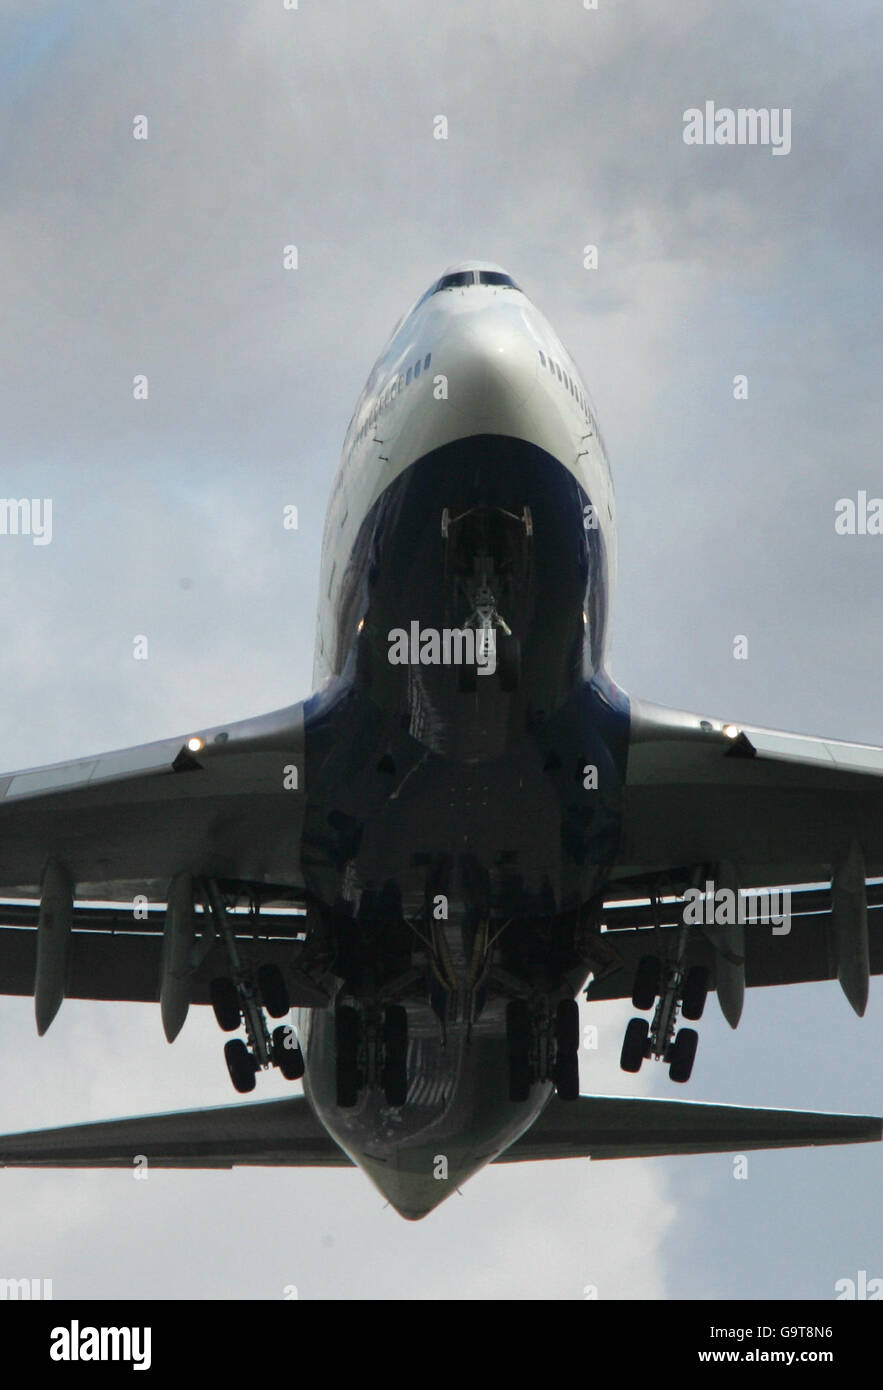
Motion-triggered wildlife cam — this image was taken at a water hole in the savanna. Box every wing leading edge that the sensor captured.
[616,696,883,888]
[0,701,308,900]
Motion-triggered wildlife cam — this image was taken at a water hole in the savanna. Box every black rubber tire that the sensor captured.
[506,999,532,1102]
[336,1062,360,1107]
[354,625,373,691]
[210,977,241,1032]
[506,999,531,1058]
[554,1052,580,1101]
[273,1025,305,1080]
[382,1005,408,1106]
[458,658,478,693]
[258,963,290,1019]
[620,1016,649,1073]
[508,1056,531,1103]
[555,998,580,1056]
[668,1027,698,1084]
[681,965,710,1021]
[497,632,521,693]
[334,915,361,987]
[631,955,660,1011]
[224,1038,256,1093]
[336,1068,359,1109]
[335,1005,361,1107]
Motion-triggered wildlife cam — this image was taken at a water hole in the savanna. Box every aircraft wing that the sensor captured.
[0,1096,351,1169]
[586,885,883,1001]
[498,1095,883,1161]
[0,700,342,1016]
[0,701,307,900]
[0,1093,876,1169]
[615,696,883,888]
[595,696,883,1014]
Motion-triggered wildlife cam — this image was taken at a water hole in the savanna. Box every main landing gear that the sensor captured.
[204,882,305,1093]
[334,1002,409,1109]
[505,996,581,1103]
[620,941,709,1084]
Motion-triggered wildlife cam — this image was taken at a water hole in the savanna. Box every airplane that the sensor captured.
[0,260,880,1220]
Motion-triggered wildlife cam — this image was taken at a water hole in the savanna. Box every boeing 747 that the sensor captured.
[0,263,879,1217]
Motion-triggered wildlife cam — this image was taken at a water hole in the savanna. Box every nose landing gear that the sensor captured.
[441,503,532,693]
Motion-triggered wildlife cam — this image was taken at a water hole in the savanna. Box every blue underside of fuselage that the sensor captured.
[297,435,633,1216]
[302,434,631,919]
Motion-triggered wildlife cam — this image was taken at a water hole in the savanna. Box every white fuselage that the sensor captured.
[299,264,622,1219]
[314,263,616,686]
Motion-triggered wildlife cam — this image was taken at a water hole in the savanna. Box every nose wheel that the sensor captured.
[441,503,532,693]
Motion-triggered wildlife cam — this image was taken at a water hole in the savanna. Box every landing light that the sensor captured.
[357,618,365,633]
[722,724,740,739]
[187,736,205,753]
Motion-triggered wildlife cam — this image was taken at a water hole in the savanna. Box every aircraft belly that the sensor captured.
[352,750,564,916]
[303,1001,551,1219]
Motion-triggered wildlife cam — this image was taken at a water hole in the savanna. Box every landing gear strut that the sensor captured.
[505,995,581,1103]
[441,503,532,693]
[334,1002,410,1109]
[619,915,710,1083]
[202,880,305,1091]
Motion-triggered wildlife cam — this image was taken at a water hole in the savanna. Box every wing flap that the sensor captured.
[0,925,330,1007]
[586,898,883,999]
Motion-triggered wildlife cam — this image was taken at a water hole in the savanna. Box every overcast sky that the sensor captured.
[0,0,880,1299]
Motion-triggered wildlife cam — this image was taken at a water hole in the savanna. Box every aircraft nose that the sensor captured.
[358,1148,490,1219]
[443,319,539,421]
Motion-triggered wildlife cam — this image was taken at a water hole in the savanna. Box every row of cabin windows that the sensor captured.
[537,349,594,429]
[355,353,432,445]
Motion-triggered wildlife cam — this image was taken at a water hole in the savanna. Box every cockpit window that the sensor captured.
[434,271,476,291]
[478,271,519,289]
